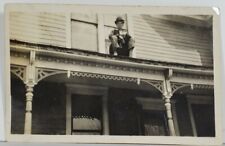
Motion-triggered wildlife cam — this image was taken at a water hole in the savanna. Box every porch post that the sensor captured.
[24,82,35,134]
[24,50,36,134]
[163,68,176,136]
[163,93,176,136]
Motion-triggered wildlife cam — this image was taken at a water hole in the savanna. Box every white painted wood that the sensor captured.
[127,14,136,58]
[24,64,36,134]
[9,12,67,47]
[35,60,164,81]
[65,13,72,48]
[97,13,106,54]
[71,13,97,24]
[171,76,213,85]
[132,15,213,66]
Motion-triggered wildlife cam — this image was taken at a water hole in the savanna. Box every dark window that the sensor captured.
[71,94,102,135]
[142,111,169,136]
[191,104,215,137]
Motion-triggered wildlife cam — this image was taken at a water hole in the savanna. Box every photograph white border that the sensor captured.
[4,4,223,145]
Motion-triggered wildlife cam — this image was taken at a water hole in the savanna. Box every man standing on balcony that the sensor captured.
[109,16,135,57]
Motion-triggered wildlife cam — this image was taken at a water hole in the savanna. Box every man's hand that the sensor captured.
[118,35,125,44]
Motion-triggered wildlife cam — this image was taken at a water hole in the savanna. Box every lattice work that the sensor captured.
[171,82,214,94]
[141,79,164,93]
[11,65,26,81]
[193,84,214,89]
[36,68,66,82]
[171,82,190,94]
[70,71,137,82]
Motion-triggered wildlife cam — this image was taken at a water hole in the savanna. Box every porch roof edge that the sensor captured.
[10,40,213,76]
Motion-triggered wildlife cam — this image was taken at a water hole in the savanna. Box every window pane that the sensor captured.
[71,20,98,52]
[142,111,168,136]
[71,94,102,135]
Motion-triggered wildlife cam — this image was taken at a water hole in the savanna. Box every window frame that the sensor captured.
[65,84,109,135]
[71,19,98,52]
[69,13,136,57]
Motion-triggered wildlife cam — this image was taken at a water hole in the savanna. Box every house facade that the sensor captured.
[9,12,215,137]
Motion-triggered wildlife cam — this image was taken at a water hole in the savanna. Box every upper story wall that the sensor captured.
[9,12,67,47]
[133,15,213,67]
[9,12,213,67]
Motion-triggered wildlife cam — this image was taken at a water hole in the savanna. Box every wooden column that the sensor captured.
[24,51,36,134]
[163,94,176,136]
[24,82,34,134]
[163,68,176,136]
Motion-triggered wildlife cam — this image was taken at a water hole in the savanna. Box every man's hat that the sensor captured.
[115,16,125,24]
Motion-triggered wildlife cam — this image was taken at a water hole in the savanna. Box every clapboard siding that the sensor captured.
[10,12,67,47]
[133,15,213,66]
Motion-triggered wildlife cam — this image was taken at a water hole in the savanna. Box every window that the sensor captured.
[136,97,179,136]
[187,95,215,137]
[71,20,98,52]
[71,94,102,135]
[191,104,215,137]
[142,111,169,136]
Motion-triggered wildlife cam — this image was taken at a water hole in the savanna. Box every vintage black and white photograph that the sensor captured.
[5,4,222,145]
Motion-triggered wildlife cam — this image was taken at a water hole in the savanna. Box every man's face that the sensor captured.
[116,22,124,29]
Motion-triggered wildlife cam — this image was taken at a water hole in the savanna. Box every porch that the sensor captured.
[11,69,214,137]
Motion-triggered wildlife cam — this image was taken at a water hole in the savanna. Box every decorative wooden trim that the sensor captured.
[10,51,29,59]
[36,55,163,76]
[11,40,214,73]
[193,84,214,89]
[36,68,66,83]
[173,72,213,81]
[70,71,137,82]
[171,82,190,94]
[10,65,26,82]
[141,79,163,93]
[30,50,36,65]
[171,82,214,94]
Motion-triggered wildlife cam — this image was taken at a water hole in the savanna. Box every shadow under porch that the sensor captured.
[11,73,214,137]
